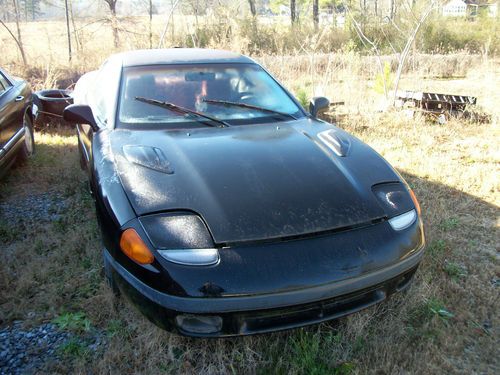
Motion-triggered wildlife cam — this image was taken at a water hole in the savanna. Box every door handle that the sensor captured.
[15,96,24,102]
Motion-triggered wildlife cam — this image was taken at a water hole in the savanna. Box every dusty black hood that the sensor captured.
[109,119,401,244]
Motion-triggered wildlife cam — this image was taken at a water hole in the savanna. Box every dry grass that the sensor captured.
[0,16,499,375]
[0,78,498,374]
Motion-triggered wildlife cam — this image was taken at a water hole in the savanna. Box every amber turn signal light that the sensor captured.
[409,189,421,216]
[120,228,154,264]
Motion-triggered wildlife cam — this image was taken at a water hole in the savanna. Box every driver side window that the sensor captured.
[0,73,12,96]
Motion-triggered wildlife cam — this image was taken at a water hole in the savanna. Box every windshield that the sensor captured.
[118,63,303,127]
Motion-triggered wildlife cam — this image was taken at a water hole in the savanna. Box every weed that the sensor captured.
[443,261,468,281]
[374,62,393,95]
[426,239,447,259]
[0,219,19,243]
[439,217,460,231]
[334,362,356,375]
[426,299,454,321]
[53,312,91,333]
[406,297,455,343]
[289,330,332,374]
[106,319,127,338]
[58,338,89,359]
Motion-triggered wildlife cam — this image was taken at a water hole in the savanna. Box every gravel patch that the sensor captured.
[0,191,68,224]
[0,321,105,375]
[0,322,71,374]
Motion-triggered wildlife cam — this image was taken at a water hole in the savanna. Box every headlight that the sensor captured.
[388,209,417,231]
[139,213,219,266]
[372,182,419,231]
[157,248,219,266]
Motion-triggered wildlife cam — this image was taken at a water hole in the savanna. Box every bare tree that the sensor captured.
[12,0,27,65]
[0,18,27,66]
[158,0,181,48]
[148,0,153,48]
[392,1,436,104]
[69,0,82,51]
[344,0,437,104]
[248,0,256,16]
[390,0,396,20]
[313,0,319,30]
[103,0,119,48]
[64,0,72,62]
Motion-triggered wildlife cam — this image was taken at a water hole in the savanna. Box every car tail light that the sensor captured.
[119,228,154,264]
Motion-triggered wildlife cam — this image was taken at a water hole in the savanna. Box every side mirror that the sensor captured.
[309,97,330,118]
[63,104,99,131]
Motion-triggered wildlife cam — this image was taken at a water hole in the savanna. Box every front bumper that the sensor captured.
[105,246,423,337]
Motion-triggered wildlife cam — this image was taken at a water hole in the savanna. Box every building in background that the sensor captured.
[442,0,499,17]
[442,0,468,17]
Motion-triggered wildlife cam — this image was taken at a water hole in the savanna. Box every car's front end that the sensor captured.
[95,119,424,337]
[104,209,423,337]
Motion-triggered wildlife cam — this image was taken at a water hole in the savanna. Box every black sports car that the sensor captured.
[0,68,35,177]
[63,49,424,337]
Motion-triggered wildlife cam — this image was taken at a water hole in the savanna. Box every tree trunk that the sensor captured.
[0,19,27,66]
[170,0,174,43]
[374,0,378,16]
[64,0,72,62]
[104,0,119,48]
[69,0,82,51]
[158,0,180,48]
[149,0,152,48]
[111,7,119,48]
[390,0,395,20]
[12,0,27,65]
[313,0,319,30]
[247,0,256,17]
[290,0,296,25]
[392,2,435,105]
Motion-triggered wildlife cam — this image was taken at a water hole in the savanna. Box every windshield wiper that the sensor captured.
[202,99,297,120]
[135,97,230,128]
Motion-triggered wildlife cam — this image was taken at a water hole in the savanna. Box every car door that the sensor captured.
[0,71,25,149]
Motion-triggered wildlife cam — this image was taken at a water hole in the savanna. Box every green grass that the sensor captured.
[53,312,92,333]
[443,261,468,281]
[58,338,90,359]
[426,239,447,259]
[439,217,460,231]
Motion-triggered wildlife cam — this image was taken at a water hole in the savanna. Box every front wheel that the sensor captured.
[16,112,35,164]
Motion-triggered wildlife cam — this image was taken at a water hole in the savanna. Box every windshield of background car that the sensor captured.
[117,63,304,127]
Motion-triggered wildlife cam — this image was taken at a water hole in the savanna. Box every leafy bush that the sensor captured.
[420,17,499,54]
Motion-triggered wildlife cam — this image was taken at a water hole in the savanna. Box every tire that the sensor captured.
[103,251,121,297]
[16,111,35,165]
[35,89,73,118]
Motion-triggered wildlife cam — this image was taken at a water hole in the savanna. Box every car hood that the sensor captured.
[109,119,401,244]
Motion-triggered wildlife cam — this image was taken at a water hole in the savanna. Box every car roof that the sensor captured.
[116,48,256,67]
